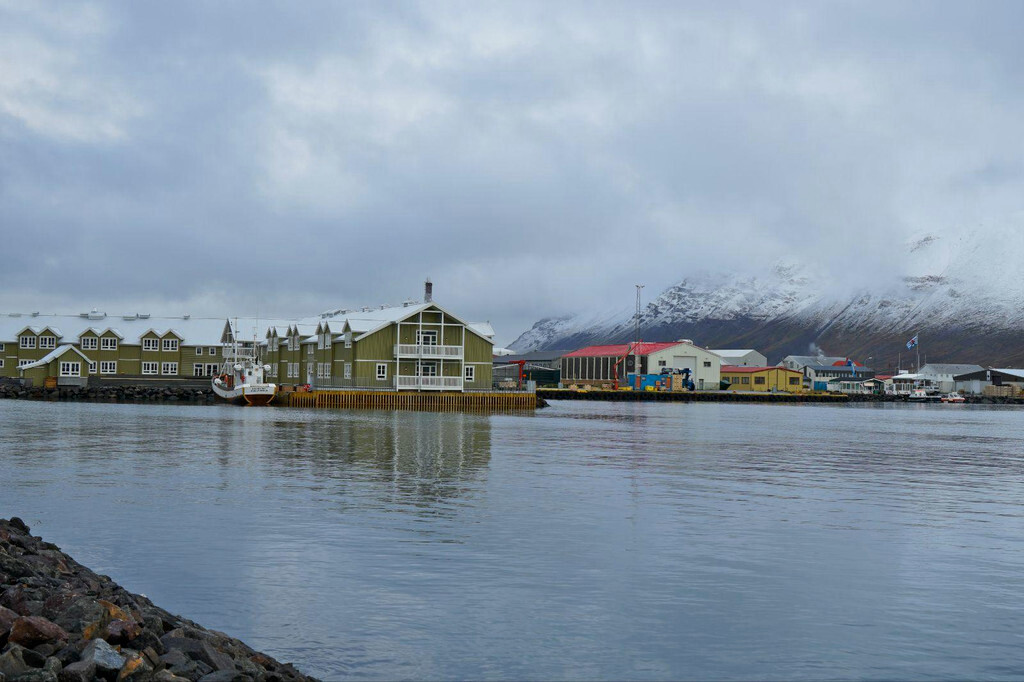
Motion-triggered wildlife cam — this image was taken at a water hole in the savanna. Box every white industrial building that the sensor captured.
[562,341,722,390]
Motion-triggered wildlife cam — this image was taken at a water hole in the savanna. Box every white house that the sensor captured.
[709,349,768,367]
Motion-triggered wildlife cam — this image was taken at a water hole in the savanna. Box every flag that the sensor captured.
[906,334,919,349]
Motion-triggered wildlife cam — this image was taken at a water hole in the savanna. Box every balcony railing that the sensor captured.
[396,375,464,390]
[394,344,463,359]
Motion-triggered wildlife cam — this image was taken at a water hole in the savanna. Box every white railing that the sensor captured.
[396,375,464,390]
[394,344,463,359]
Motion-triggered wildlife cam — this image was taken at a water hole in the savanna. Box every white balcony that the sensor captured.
[394,344,464,359]
[396,375,464,391]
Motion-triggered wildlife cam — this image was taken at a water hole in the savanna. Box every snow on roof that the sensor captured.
[710,349,759,357]
[919,363,985,375]
[782,355,848,367]
[467,322,494,338]
[0,312,246,346]
[17,344,93,371]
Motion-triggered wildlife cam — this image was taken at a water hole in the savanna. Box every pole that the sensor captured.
[916,332,921,373]
[634,284,644,389]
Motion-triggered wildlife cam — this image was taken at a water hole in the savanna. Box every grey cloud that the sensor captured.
[3,1,1024,343]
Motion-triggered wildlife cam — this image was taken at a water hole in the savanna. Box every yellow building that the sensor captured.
[721,365,804,392]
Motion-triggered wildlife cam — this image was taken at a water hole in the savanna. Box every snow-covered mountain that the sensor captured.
[510,230,1024,367]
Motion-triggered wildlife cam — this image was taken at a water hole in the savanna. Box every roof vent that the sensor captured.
[380,304,386,310]
[8,313,21,317]
[677,338,693,344]
[138,313,150,319]
[361,307,371,312]
[183,314,190,319]
[31,312,39,317]
[122,314,138,321]
[88,310,105,320]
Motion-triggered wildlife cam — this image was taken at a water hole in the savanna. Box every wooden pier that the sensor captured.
[287,390,538,411]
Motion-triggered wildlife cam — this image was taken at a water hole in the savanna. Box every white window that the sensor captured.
[193,363,204,376]
[288,362,298,378]
[19,336,35,349]
[344,363,352,379]
[18,359,33,367]
[0,342,4,352]
[195,347,203,356]
[143,338,159,351]
[142,362,159,375]
[0,359,3,368]
[465,365,475,382]
[100,361,117,374]
[59,362,80,377]
[209,347,218,356]
[317,334,324,350]
[416,330,438,346]
[307,344,314,355]
[81,337,98,350]
[162,338,179,352]
[418,362,437,376]
[39,336,56,349]
[162,362,178,375]
[376,363,388,380]
[88,362,97,374]
[101,337,118,351]
[345,332,352,349]
[322,363,331,378]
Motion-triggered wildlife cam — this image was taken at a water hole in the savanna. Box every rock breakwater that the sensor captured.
[0,384,216,405]
[0,518,314,682]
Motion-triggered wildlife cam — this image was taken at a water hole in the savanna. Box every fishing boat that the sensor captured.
[211,331,277,406]
[907,388,941,402]
[940,392,966,403]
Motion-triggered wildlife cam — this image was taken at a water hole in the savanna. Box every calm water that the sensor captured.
[1,400,1023,680]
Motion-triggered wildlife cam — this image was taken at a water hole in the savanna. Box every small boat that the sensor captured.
[212,334,277,406]
[907,388,941,402]
[940,392,966,403]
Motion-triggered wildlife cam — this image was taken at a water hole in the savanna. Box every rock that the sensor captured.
[0,646,34,680]
[0,606,19,635]
[197,672,252,682]
[9,617,68,648]
[8,520,29,535]
[115,651,152,681]
[153,671,190,682]
[7,670,57,682]
[58,661,95,682]
[197,642,235,672]
[104,620,141,645]
[80,639,124,679]
[42,659,61,677]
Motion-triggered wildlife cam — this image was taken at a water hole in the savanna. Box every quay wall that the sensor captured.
[538,389,1024,405]
[288,390,540,411]
[0,517,315,682]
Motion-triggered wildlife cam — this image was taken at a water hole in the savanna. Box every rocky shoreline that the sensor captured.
[0,518,315,682]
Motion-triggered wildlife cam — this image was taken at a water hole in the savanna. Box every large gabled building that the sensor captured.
[262,299,495,392]
[561,341,722,390]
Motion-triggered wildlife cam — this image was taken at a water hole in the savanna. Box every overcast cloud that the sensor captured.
[2,1,1023,343]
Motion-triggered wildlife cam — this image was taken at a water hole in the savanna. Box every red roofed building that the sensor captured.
[561,340,722,390]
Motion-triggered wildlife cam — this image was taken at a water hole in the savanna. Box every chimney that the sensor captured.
[424,278,433,303]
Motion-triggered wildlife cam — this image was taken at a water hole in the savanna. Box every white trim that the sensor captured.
[19,335,36,349]
[100,361,117,374]
[465,365,475,382]
[100,337,118,351]
[142,362,159,375]
[59,361,81,377]
[80,337,98,350]
[162,338,179,352]
[38,335,57,349]
[18,359,33,367]
[161,362,178,375]
[142,338,159,351]
[376,363,388,380]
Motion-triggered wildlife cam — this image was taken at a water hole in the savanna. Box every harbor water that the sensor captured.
[1,400,1023,680]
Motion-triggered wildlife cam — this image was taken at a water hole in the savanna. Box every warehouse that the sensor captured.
[561,341,721,390]
[721,366,804,393]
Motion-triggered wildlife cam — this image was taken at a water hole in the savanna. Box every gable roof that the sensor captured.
[722,365,801,373]
[17,344,93,371]
[920,363,985,375]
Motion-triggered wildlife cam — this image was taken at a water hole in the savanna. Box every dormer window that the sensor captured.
[101,337,118,351]
[163,338,179,352]
[39,336,56,350]
[345,332,353,349]
[81,337,98,350]
[19,335,36,349]
[143,338,159,351]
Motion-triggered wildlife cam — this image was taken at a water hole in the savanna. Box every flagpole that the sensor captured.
[916,332,920,373]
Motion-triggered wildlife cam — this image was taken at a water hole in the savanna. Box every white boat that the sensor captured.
[940,392,966,403]
[212,334,277,406]
[907,388,941,402]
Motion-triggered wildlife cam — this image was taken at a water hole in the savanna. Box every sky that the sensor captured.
[2,1,1024,345]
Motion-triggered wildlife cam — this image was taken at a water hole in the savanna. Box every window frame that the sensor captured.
[100,337,118,351]
[59,361,81,377]
[465,365,475,382]
[142,338,159,352]
[80,337,98,350]
[142,362,159,375]
[376,363,388,380]
[162,338,179,352]
[100,361,117,374]
[38,336,56,350]
[161,362,178,375]
[19,335,36,349]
